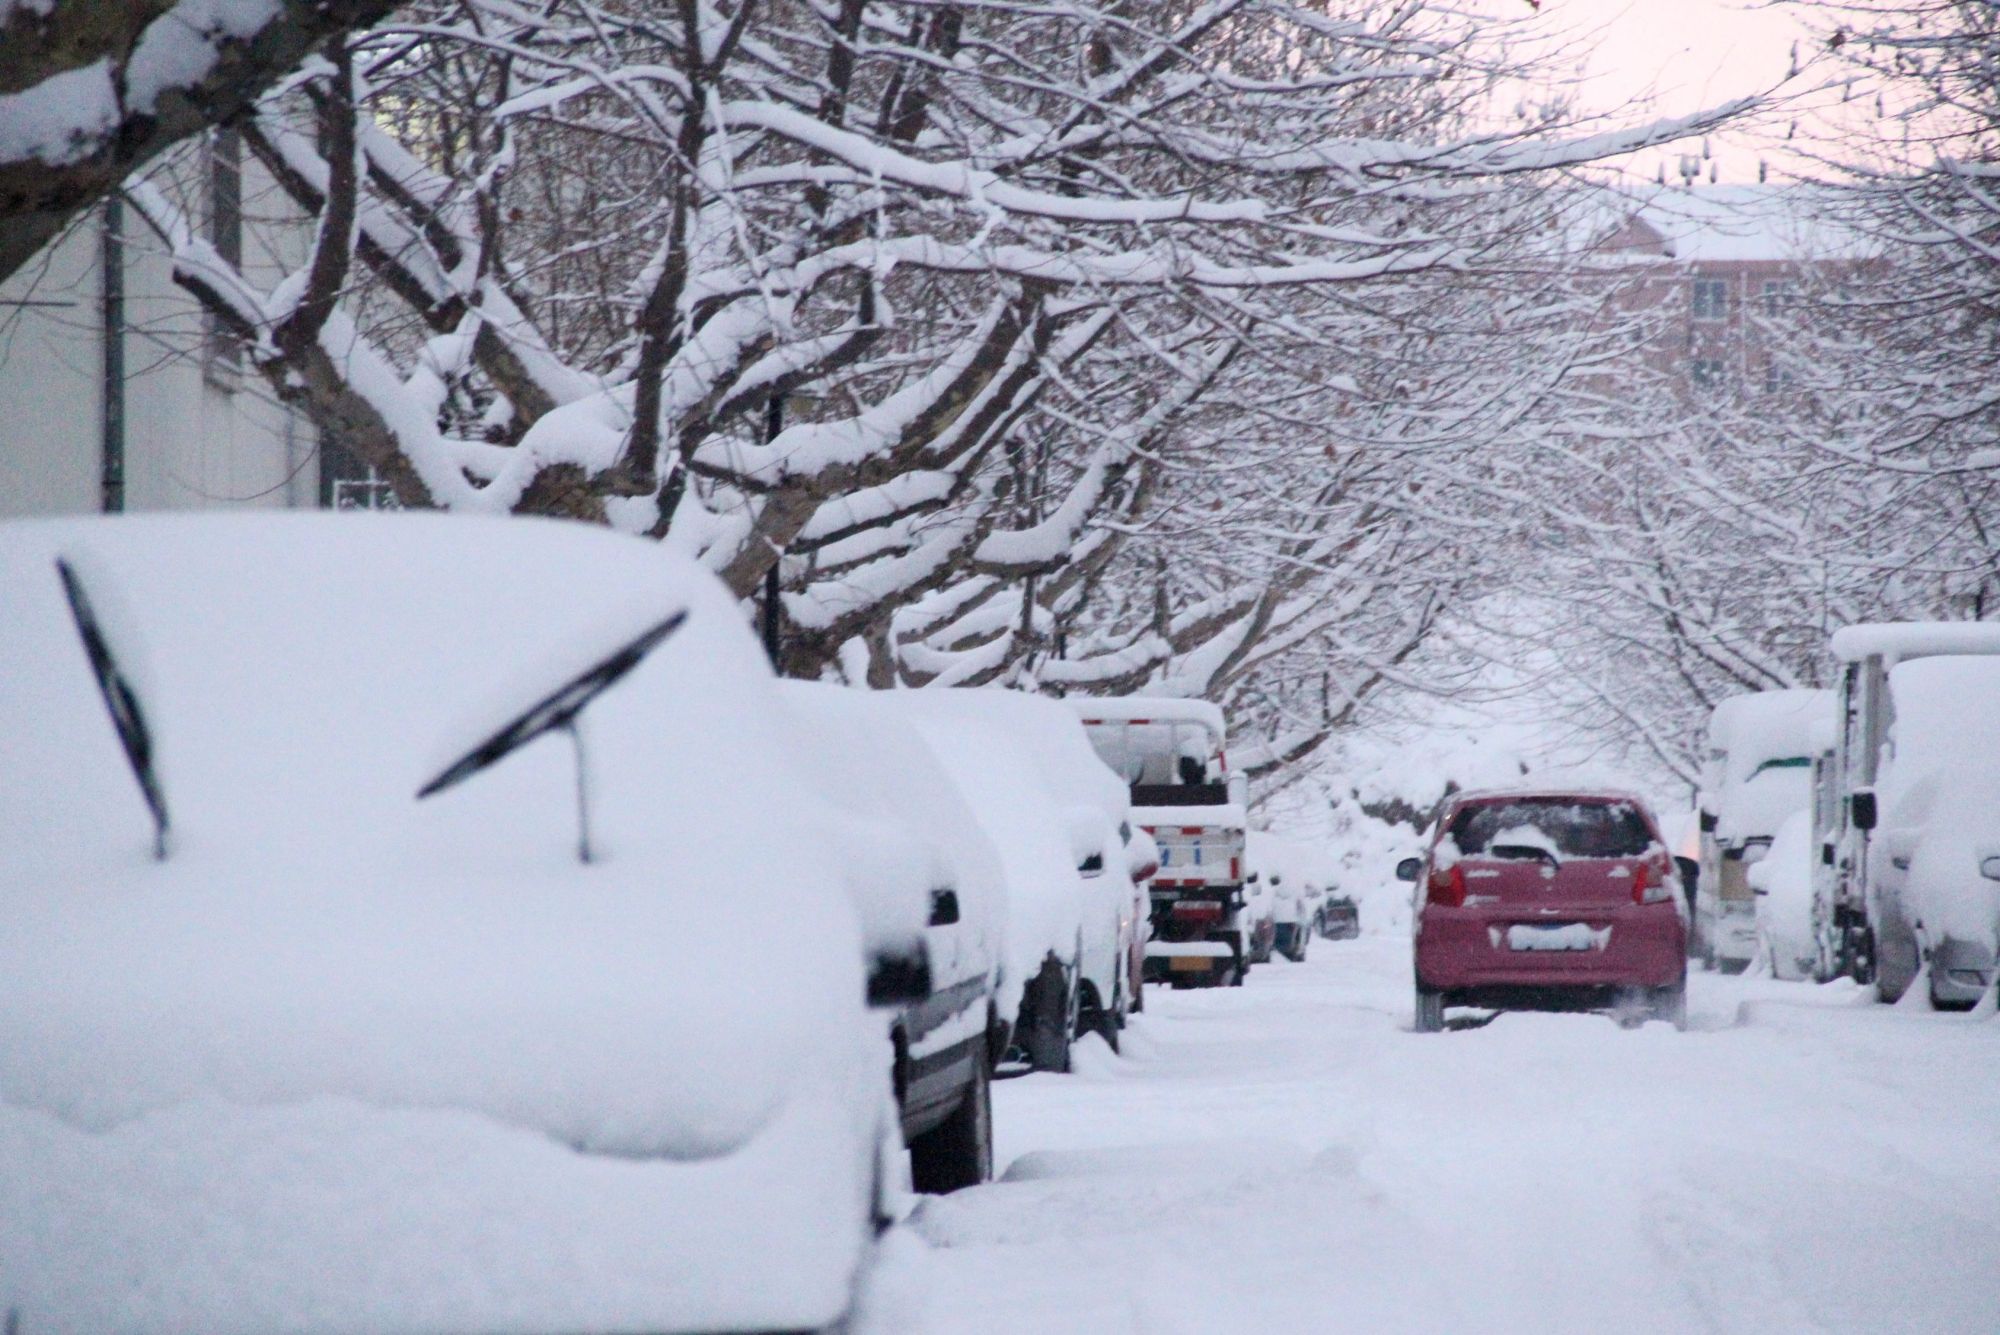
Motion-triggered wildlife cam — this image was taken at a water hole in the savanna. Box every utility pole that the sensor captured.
[762,395,783,670]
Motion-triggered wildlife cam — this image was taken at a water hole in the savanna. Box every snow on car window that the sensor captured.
[1449,799,1650,858]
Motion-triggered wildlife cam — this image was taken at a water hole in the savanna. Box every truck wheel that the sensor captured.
[1414,983,1445,1033]
[908,1054,992,1194]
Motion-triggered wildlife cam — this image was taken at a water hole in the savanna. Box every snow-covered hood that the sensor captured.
[0,514,868,1160]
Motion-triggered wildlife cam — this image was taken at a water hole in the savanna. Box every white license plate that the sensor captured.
[1504,924,1609,952]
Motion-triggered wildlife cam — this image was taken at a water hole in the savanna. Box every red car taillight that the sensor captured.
[1632,861,1673,905]
[1428,863,1467,908]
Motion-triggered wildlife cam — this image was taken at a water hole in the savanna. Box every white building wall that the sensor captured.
[0,139,318,520]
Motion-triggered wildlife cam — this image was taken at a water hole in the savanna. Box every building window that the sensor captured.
[1691,357,1726,391]
[202,127,243,390]
[1691,277,1728,320]
[319,438,403,510]
[1762,280,1792,317]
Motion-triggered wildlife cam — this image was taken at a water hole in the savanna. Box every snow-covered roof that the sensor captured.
[1595,184,1870,265]
[1831,621,2000,664]
[1067,695,1227,741]
[1707,689,1833,781]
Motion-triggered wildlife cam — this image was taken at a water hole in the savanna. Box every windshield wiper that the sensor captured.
[417,609,688,863]
[55,556,169,860]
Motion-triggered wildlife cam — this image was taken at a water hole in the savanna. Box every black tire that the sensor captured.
[1290,930,1309,964]
[1019,959,1072,1072]
[1414,983,1445,1033]
[908,1054,992,1194]
[1079,1000,1120,1053]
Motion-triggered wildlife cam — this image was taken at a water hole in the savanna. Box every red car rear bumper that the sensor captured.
[1415,903,1686,991]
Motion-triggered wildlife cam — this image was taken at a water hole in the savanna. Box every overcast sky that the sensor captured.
[1516,0,1819,183]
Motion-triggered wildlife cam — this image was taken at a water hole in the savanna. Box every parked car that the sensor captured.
[1694,690,1832,973]
[1824,624,2000,1006]
[778,682,1010,1192]
[1243,858,1280,964]
[1749,808,1819,981]
[1318,893,1361,940]
[1072,699,1251,987]
[890,689,1137,1072]
[1248,829,1316,963]
[1400,788,1688,1032]
[0,512,904,1334]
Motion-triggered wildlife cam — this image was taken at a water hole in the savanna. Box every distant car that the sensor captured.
[1243,865,1279,965]
[0,513,901,1334]
[889,689,1137,1072]
[1249,830,1315,963]
[1401,788,1688,1032]
[1318,894,1360,941]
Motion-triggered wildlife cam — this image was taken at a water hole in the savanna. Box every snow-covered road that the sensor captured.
[859,938,2000,1334]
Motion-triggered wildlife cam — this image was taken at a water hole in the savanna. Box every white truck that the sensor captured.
[1072,699,1251,988]
[1823,623,2000,1006]
[1695,689,1833,973]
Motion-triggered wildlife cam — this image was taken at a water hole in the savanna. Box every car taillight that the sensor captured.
[1632,862,1672,904]
[1428,863,1466,908]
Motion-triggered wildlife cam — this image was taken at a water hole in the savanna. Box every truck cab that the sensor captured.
[1072,699,1251,988]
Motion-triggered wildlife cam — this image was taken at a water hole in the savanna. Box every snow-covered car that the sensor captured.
[1695,689,1832,973]
[889,689,1137,1073]
[1123,825,1160,1010]
[0,513,899,1334]
[778,682,1011,1192]
[1248,830,1314,963]
[1826,626,2000,1006]
[1401,788,1688,1032]
[1243,860,1280,964]
[1318,893,1361,940]
[1749,808,1819,981]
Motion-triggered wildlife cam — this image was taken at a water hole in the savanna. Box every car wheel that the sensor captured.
[1018,958,1072,1073]
[1079,987,1120,1054]
[1414,983,1445,1033]
[1291,931,1309,963]
[908,1053,992,1194]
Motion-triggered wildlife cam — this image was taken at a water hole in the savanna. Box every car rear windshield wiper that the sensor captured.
[417,609,687,863]
[55,556,169,860]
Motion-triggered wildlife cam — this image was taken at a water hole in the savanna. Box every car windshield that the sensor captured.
[1449,798,1651,859]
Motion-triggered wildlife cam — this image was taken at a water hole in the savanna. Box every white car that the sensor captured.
[1749,809,1819,981]
[887,689,1137,1072]
[779,682,1010,1192]
[0,512,898,1334]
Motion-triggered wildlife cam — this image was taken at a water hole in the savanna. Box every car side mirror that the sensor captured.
[1820,842,1835,866]
[867,942,932,1008]
[1395,856,1422,883]
[1698,810,1718,833]
[1851,791,1877,832]
[1077,853,1104,878]
[929,888,961,926]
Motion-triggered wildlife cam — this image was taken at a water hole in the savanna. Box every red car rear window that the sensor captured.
[1448,799,1651,859]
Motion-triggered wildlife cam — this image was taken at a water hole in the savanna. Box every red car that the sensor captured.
[1400,789,1688,1032]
